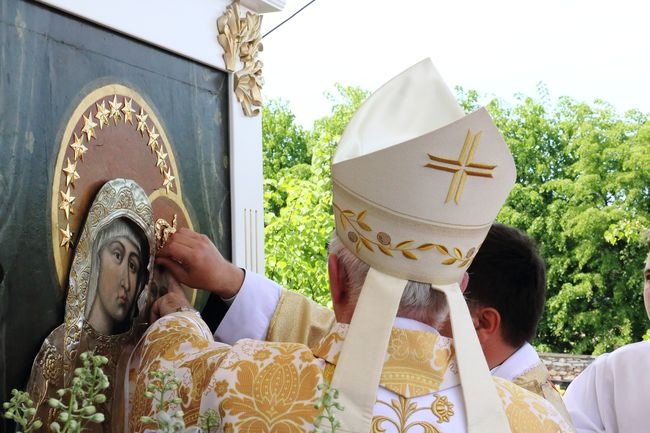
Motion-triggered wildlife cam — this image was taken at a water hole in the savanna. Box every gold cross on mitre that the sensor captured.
[425,129,497,204]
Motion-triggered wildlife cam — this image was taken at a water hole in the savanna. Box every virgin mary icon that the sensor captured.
[27,178,155,432]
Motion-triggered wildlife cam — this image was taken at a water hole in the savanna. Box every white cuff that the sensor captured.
[214,271,281,344]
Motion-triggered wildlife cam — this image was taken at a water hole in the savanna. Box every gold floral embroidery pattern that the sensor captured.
[372,395,453,433]
[220,342,321,433]
[312,326,346,363]
[128,314,229,432]
[178,347,228,425]
[334,203,476,266]
[494,377,573,433]
[382,328,452,398]
[140,319,211,364]
[431,395,454,423]
[128,314,572,433]
[314,324,456,398]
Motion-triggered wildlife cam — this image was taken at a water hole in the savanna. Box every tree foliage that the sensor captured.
[459,87,650,354]
[263,84,650,354]
[263,86,369,305]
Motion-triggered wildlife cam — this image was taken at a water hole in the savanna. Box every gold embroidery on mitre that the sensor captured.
[425,129,497,204]
[334,203,477,267]
[381,328,452,397]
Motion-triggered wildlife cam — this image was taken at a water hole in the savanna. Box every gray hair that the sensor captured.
[328,235,449,328]
[84,218,149,318]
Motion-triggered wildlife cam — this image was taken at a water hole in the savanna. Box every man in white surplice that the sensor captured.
[563,232,650,433]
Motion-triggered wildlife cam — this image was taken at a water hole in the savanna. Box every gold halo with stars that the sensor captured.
[51,84,193,291]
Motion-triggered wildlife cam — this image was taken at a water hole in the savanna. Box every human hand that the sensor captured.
[149,274,194,322]
[155,228,244,299]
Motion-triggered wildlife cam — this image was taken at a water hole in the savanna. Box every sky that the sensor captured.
[259,0,650,128]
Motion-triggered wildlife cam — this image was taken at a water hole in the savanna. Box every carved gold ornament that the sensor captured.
[334,204,477,267]
[155,215,178,251]
[217,2,264,117]
[425,129,497,204]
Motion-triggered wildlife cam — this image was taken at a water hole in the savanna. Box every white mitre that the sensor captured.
[329,59,516,433]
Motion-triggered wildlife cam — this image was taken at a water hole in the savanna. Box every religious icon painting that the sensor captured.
[1,4,235,432]
[51,84,196,301]
[27,178,155,433]
[26,80,216,432]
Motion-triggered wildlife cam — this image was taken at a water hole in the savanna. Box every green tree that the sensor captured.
[264,84,650,354]
[460,88,650,354]
[262,100,312,217]
[264,85,369,305]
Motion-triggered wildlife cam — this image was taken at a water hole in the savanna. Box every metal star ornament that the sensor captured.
[95,101,110,129]
[59,223,73,251]
[82,112,98,141]
[108,95,123,124]
[122,97,136,124]
[136,108,149,136]
[163,168,175,193]
[69,133,88,161]
[59,187,76,219]
[62,158,80,187]
[155,145,168,173]
[147,125,160,152]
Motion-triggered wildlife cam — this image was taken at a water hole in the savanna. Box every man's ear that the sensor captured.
[473,306,501,340]
[460,272,469,293]
[328,253,348,306]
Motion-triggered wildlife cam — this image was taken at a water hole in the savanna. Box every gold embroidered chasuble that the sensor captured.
[127,311,573,433]
[267,290,572,423]
[267,289,337,349]
[512,362,572,424]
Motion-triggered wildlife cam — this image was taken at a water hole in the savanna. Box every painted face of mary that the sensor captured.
[85,218,150,335]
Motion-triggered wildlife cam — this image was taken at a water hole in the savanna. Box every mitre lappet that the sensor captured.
[329,59,516,433]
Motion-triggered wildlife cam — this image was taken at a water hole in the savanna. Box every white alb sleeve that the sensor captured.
[564,354,609,433]
[213,271,281,345]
